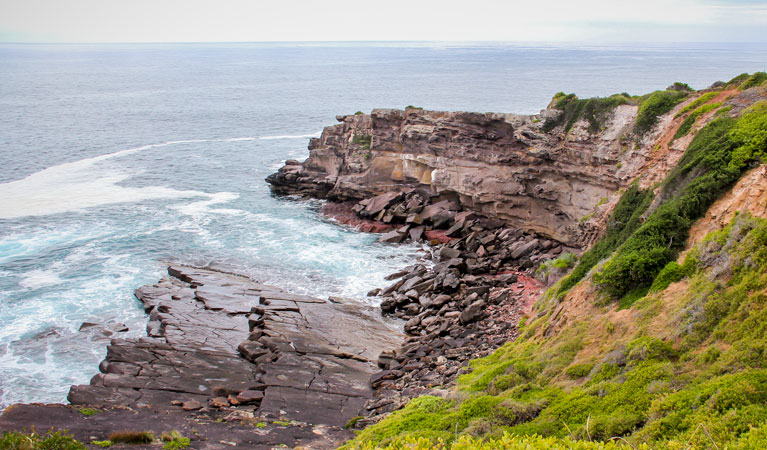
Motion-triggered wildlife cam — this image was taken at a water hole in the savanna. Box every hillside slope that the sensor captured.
[340,73,767,450]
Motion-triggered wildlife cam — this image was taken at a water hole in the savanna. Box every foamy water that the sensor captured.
[2,42,766,407]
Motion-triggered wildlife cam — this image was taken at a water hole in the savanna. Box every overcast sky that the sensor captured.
[1,0,767,43]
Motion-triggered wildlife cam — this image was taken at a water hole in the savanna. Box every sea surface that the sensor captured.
[1,42,765,407]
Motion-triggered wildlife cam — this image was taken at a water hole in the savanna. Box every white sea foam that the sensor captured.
[259,133,320,140]
[172,191,243,217]
[19,270,63,290]
[0,138,251,219]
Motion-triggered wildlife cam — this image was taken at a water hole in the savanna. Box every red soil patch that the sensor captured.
[424,230,456,244]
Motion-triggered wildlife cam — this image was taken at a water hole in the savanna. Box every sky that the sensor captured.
[1,0,766,43]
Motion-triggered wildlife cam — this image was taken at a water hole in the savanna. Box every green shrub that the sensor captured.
[728,73,751,87]
[543,94,631,134]
[673,102,722,140]
[343,432,635,450]
[595,101,767,300]
[556,183,653,296]
[649,261,684,291]
[626,337,675,362]
[339,396,455,448]
[352,133,372,150]
[635,90,690,135]
[676,92,719,117]
[0,430,86,450]
[537,254,578,281]
[565,363,595,379]
[738,72,767,90]
[161,431,190,450]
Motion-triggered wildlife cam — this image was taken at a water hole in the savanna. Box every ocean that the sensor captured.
[0,41,765,407]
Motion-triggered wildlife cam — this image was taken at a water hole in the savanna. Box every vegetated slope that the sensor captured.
[341,73,767,450]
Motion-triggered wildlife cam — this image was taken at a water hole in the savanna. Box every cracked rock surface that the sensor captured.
[1,265,404,449]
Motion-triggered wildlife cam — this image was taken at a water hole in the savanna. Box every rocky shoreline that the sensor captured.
[306,189,564,427]
[0,188,556,448]
[0,265,403,449]
[1,107,583,447]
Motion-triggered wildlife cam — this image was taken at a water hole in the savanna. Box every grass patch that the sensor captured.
[161,431,190,450]
[77,407,99,416]
[343,433,634,450]
[675,92,719,117]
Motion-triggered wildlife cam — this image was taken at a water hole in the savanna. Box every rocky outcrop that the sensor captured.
[1,265,404,449]
[267,106,643,246]
[72,265,403,424]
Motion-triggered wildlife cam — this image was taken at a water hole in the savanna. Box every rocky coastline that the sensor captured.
[274,186,566,428]
[0,187,557,449]
[0,104,619,447]
[2,264,406,448]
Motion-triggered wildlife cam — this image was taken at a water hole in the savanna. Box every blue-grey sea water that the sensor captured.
[0,42,765,407]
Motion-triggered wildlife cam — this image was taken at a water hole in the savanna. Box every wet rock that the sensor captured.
[409,226,425,242]
[438,247,461,260]
[378,230,405,243]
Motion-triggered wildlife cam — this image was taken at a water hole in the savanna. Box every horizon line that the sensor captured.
[2,39,767,46]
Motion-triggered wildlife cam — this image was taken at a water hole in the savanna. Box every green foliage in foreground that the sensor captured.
[595,101,767,300]
[543,93,632,134]
[0,430,85,450]
[342,214,767,450]
[344,432,639,450]
[634,89,690,135]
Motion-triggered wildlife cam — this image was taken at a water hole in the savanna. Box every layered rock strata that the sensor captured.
[267,106,643,246]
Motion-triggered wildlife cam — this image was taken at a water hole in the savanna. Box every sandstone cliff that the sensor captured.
[268,107,633,246]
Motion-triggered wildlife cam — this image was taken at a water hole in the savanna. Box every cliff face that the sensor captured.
[267,86,762,248]
[268,104,647,246]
